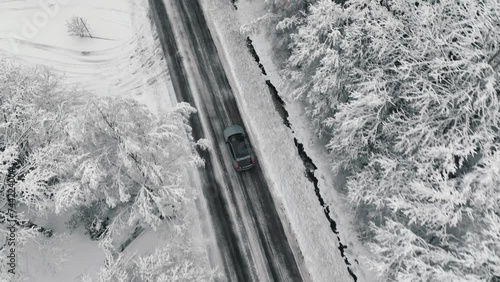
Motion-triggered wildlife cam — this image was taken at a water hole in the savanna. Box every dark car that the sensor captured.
[223,125,256,171]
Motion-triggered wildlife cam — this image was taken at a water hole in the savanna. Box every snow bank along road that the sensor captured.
[148,0,308,281]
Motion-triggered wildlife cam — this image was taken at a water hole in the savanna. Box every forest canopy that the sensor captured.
[266,0,500,280]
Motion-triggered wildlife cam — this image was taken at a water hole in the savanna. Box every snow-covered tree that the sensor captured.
[0,60,74,228]
[59,97,203,229]
[464,211,500,280]
[66,16,92,38]
[367,218,483,282]
[0,58,204,241]
[81,235,218,282]
[242,0,317,69]
[274,0,500,279]
[0,226,69,281]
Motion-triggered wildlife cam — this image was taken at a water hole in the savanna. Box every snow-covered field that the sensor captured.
[0,0,214,281]
[0,0,172,114]
[2,0,375,280]
[201,0,376,281]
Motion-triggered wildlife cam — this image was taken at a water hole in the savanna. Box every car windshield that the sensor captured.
[228,133,250,159]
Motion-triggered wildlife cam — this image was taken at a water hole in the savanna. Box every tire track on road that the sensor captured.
[149,0,307,281]
[148,1,251,280]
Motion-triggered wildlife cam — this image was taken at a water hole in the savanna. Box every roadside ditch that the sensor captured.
[245,35,359,282]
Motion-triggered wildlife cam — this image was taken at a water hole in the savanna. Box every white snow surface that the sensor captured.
[18,212,105,282]
[0,0,215,281]
[202,0,376,281]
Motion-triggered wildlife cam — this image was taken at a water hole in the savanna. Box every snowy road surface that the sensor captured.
[149,0,308,281]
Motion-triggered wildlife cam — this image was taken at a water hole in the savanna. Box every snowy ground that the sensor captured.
[0,0,172,114]
[0,0,215,281]
[202,0,376,281]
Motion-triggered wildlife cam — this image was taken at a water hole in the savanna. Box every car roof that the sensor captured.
[223,124,245,141]
[228,134,251,160]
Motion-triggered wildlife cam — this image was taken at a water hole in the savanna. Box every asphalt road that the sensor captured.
[148,0,306,281]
